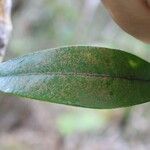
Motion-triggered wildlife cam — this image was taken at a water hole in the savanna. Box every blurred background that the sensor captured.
[0,0,150,149]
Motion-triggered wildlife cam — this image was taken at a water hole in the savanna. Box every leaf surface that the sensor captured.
[0,46,149,109]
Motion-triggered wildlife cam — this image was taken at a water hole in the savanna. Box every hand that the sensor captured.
[102,0,150,43]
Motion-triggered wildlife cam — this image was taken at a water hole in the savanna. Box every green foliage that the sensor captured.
[0,46,149,109]
[57,111,107,136]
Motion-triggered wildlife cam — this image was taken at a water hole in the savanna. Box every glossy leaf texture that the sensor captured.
[0,46,150,109]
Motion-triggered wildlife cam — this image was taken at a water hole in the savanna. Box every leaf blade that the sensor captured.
[0,46,149,109]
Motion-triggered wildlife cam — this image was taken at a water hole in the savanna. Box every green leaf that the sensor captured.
[0,46,149,109]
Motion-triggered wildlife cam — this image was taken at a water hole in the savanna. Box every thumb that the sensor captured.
[101,0,150,43]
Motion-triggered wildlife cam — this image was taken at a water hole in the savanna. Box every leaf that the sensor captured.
[0,46,149,109]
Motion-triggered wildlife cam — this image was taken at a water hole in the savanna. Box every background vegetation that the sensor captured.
[0,0,149,149]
